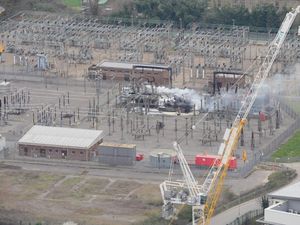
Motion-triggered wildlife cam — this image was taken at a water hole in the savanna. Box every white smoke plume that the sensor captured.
[156,86,206,110]
[264,63,300,96]
[153,63,300,113]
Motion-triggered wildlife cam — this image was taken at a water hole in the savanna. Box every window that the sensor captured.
[124,74,130,81]
[72,151,75,154]
[40,149,46,157]
[80,151,84,155]
[56,150,59,153]
[49,149,52,152]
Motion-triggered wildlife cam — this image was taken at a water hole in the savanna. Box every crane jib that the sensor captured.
[160,5,300,225]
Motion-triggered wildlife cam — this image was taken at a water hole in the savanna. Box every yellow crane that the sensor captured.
[0,42,4,54]
[160,5,300,225]
[0,6,5,58]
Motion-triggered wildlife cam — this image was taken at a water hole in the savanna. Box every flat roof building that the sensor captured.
[97,142,136,166]
[258,181,300,225]
[18,125,104,161]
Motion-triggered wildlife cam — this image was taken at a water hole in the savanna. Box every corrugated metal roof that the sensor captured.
[100,142,136,149]
[18,125,104,149]
[100,61,133,69]
[269,181,300,201]
[98,61,170,70]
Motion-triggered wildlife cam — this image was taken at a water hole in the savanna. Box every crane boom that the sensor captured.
[160,5,300,225]
[201,5,300,225]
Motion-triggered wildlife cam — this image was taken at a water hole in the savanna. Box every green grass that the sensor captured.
[272,130,300,159]
[63,0,81,8]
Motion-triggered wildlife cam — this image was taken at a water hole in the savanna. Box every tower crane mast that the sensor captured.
[160,5,300,225]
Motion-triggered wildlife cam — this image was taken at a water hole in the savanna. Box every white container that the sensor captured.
[0,135,6,151]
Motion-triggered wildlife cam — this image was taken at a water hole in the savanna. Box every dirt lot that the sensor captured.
[0,163,162,225]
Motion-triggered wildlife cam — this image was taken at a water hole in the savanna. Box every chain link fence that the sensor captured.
[237,98,300,178]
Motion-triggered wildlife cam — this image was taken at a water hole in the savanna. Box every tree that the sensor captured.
[250,4,282,28]
[115,1,291,29]
[204,6,250,26]
[89,0,99,16]
[261,195,269,210]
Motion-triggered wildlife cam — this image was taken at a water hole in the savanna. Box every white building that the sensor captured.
[258,181,300,225]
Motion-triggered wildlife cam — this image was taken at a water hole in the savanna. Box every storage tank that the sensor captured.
[149,149,177,168]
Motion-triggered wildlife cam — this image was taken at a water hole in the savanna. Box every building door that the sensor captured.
[24,147,28,156]
[40,149,46,157]
[61,150,67,159]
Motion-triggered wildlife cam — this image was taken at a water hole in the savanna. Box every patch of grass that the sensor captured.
[1,171,64,199]
[221,188,237,202]
[63,0,81,8]
[105,180,141,195]
[132,205,192,225]
[265,169,297,190]
[131,184,162,206]
[47,176,86,200]
[75,207,104,215]
[79,178,109,195]
[13,172,63,192]
[272,130,300,159]
[131,211,168,225]
[176,205,192,224]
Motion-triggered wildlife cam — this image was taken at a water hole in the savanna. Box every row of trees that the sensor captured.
[114,0,291,29]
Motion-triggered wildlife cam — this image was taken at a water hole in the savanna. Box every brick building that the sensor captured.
[18,125,104,161]
[88,61,172,87]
